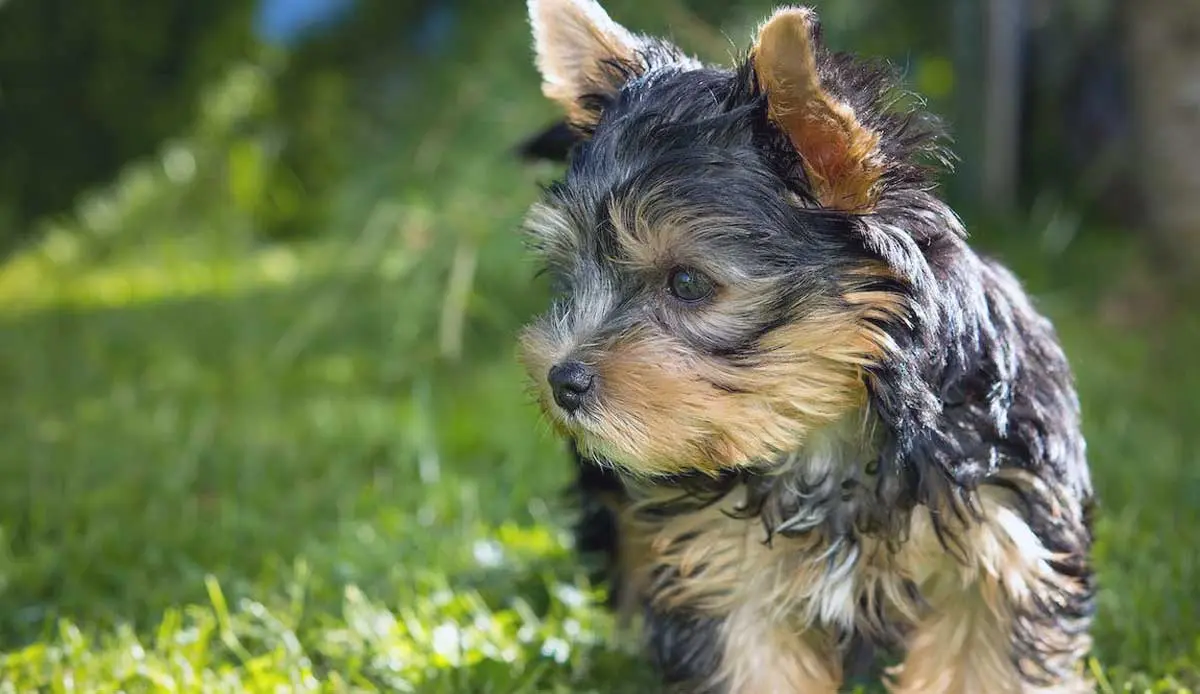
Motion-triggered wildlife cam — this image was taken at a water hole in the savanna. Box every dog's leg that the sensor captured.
[890,475,1094,694]
[636,494,847,694]
[645,604,841,694]
[715,602,842,694]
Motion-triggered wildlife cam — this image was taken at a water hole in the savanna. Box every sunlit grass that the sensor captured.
[0,246,310,313]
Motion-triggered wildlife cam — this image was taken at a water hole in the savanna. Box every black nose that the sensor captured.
[548,361,595,413]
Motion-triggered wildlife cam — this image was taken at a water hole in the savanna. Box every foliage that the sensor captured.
[0,0,258,243]
[0,0,1104,249]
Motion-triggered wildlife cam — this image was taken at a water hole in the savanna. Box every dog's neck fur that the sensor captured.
[742,408,898,545]
[624,407,901,548]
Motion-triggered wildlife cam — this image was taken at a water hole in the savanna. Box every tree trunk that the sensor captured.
[982,0,1023,215]
[1125,0,1200,274]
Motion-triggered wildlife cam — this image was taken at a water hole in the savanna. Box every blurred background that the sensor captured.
[0,0,1196,691]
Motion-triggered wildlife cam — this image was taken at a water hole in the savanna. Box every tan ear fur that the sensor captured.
[527,0,641,126]
[752,7,885,211]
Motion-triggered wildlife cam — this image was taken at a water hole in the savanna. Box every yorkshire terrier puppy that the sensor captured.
[515,1,1095,692]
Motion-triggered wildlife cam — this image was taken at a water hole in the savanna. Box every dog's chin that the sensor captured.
[544,402,741,476]
[545,412,648,475]
[549,414,627,467]
[566,423,721,479]
[571,432,635,470]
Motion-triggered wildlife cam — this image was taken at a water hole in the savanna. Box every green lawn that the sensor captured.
[0,4,1198,692]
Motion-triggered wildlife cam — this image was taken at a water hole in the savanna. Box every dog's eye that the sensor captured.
[667,267,715,302]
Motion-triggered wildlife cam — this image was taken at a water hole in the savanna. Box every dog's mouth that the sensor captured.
[537,396,640,467]
[546,400,601,439]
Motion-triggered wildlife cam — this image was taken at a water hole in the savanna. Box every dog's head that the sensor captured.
[518,0,958,478]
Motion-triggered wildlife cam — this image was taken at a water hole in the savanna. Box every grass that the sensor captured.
[1,3,1198,692]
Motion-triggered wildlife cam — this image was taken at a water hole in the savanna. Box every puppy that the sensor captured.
[515,2,1096,692]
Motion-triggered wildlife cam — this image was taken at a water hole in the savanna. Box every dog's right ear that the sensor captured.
[527,0,645,127]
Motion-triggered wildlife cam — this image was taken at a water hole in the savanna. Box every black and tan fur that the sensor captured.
[515,2,1096,692]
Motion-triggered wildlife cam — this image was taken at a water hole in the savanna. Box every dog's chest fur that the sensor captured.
[623,417,974,647]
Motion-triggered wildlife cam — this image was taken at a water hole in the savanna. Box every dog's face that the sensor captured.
[519,0,941,477]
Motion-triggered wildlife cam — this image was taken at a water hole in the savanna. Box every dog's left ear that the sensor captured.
[527,0,646,127]
[751,7,886,212]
